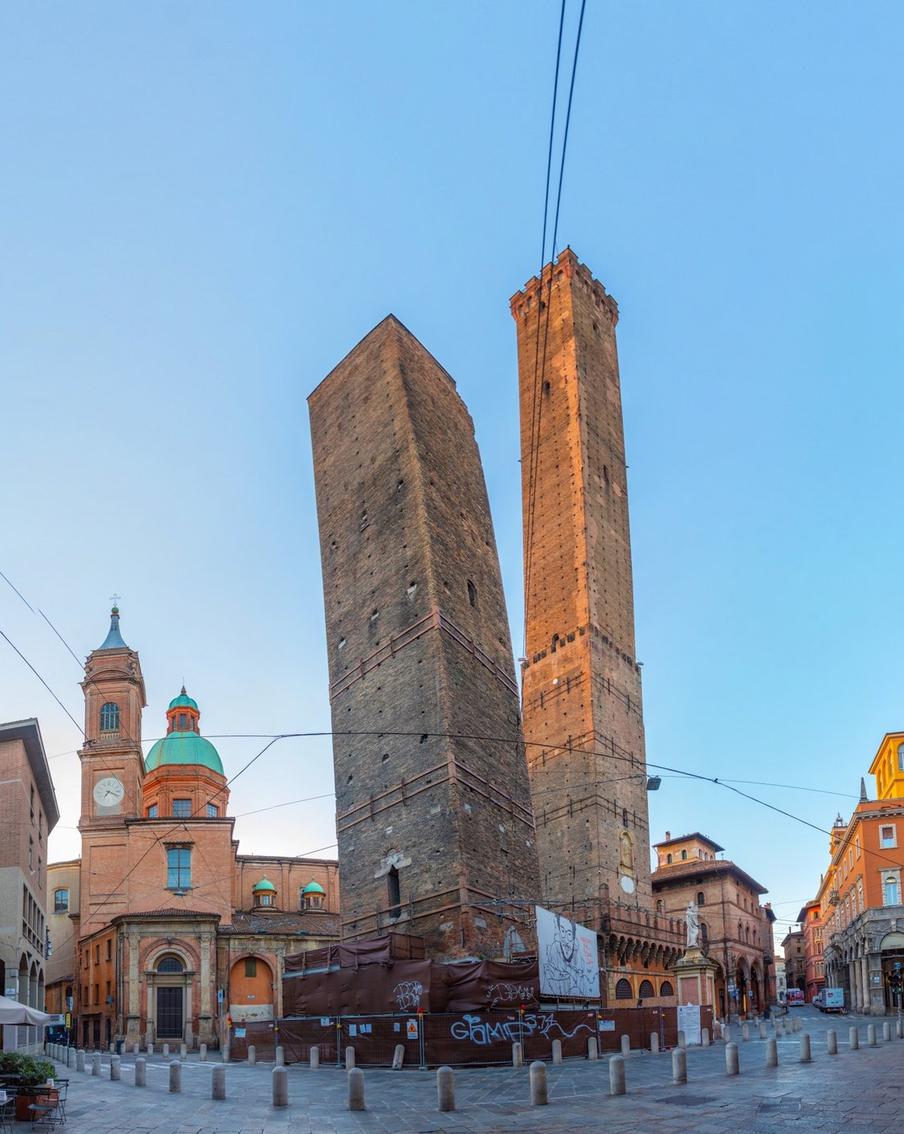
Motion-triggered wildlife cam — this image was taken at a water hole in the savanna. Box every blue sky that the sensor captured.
[2,2,903,944]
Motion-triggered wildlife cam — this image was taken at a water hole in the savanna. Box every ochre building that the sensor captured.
[309,316,540,960]
[512,250,682,999]
[69,608,339,1050]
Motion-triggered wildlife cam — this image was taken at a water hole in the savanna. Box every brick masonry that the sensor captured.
[512,249,652,923]
[308,315,541,959]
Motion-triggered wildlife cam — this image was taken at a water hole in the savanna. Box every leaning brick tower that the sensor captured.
[308,315,540,959]
[511,249,652,924]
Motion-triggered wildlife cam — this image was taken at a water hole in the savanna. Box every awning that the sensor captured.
[0,994,52,1026]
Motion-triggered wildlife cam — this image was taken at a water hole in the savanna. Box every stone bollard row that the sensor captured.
[609,1054,626,1096]
[725,1042,739,1076]
[741,1023,750,1042]
[529,1061,547,1106]
[180,1043,187,1059]
[620,1033,630,1056]
[677,1029,687,1050]
[883,1022,892,1042]
[91,1052,101,1076]
[345,1045,355,1070]
[650,1032,660,1054]
[135,1057,147,1087]
[132,1043,140,1056]
[276,1045,285,1067]
[827,1030,838,1055]
[272,1066,288,1108]
[392,1044,405,1070]
[437,1066,455,1112]
[76,1050,85,1073]
[512,1041,524,1068]
[867,1024,877,1047]
[850,1027,859,1050]
[200,1043,207,1062]
[169,1061,181,1093]
[701,1028,710,1048]
[212,1066,226,1100]
[759,1021,767,1040]
[766,1037,778,1067]
[672,1047,687,1084]
[110,1055,121,1081]
[587,1036,598,1061]
[310,1044,320,1069]
[68,1048,77,1069]
[897,1017,904,1039]
[162,1043,169,1057]
[800,1033,812,1063]
[248,1044,257,1066]
[722,1025,732,1043]
[348,1067,366,1111]
[551,1039,563,1065]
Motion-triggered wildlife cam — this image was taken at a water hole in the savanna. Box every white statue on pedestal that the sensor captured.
[685,901,700,948]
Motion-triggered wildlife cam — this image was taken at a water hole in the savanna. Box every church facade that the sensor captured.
[70,607,338,1050]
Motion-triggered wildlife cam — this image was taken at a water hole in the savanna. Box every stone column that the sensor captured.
[199,933,214,1043]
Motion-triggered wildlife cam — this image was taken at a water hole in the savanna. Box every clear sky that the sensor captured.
[2,2,903,945]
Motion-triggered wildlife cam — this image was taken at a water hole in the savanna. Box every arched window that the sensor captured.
[696,891,705,906]
[701,921,709,946]
[897,742,904,772]
[156,955,184,973]
[666,853,672,864]
[660,980,674,997]
[655,899,664,914]
[615,978,632,1000]
[99,702,120,733]
[387,866,401,919]
[638,979,654,999]
[681,849,687,860]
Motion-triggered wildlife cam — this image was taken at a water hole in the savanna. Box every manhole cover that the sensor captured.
[653,1094,717,1107]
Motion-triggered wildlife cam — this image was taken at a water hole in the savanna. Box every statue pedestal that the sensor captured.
[673,947,718,1008]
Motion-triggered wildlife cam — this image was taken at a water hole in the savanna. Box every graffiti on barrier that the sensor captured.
[449,1012,593,1047]
[486,982,536,1006]
[392,980,424,1012]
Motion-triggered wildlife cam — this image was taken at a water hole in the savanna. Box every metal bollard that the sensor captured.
[110,1055,121,1081]
[725,1042,739,1076]
[391,1044,405,1070]
[135,1057,146,1086]
[199,1043,207,1062]
[272,1066,288,1108]
[169,1061,181,1093]
[276,1045,285,1067]
[765,1037,778,1067]
[91,1052,101,1076]
[348,1067,365,1111]
[672,1047,687,1084]
[345,1045,355,1070]
[248,1044,256,1066]
[587,1036,598,1060]
[310,1045,320,1069]
[677,1029,687,1049]
[827,1030,837,1055]
[551,1038,563,1065]
[650,1032,660,1054]
[529,1061,548,1106]
[800,1033,812,1063]
[437,1065,455,1112]
[850,1026,859,1050]
[512,1041,524,1067]
[620,1033,630,1055]
[609,1053,626,1095]
[883,1022,892,1042]
[212,1065,226,1100]
[868,1024,877,1047]
[76,1050,85,1073]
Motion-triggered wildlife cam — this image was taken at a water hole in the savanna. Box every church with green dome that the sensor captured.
[67,605,340,1054]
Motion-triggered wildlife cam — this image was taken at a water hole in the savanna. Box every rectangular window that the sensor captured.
[147,804,158,818]
[880,825,897,849]
[166,847,191,890]
[54,889,69,913]
[884,878,901,906]
[172,799,191,818]
[93,983,99,1005]
[106,939,111,961]
[206,803,218,817]
[94,945,100,964]
[855,835,861,858]
[244,957,257,978]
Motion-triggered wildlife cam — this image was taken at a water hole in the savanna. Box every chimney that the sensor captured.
[665,831,671,840]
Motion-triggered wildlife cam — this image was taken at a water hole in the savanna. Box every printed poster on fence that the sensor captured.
[678,1003,702,1046]
[535,905,600,1000]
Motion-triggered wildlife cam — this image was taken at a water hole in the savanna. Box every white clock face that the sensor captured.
[619,874,636,895]
[94,776,125,807]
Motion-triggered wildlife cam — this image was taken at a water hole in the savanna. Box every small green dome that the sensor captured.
[145,731,224,775]
[168,690,199,712]
[302,881,325,895]
[253,878,277,892]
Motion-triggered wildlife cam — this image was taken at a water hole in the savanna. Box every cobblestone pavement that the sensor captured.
[29,1009,904,1133]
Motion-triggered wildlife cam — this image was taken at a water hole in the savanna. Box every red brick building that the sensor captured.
[70,607,339,1050]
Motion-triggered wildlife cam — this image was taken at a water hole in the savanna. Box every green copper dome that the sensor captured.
[302,881,325,895]
[145,731,224,775]
[253,878,277,892]
[168,688,199,712]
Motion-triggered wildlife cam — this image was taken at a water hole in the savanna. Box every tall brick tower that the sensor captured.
[511,249,651,924]
[309,316,540,959]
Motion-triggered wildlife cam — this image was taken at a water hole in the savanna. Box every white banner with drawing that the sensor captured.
[535,906,600,1001]
[677,1003,702,1045]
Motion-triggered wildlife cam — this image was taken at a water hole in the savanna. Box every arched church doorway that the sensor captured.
[229,955,274,1024]
[155,954,186,1039]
